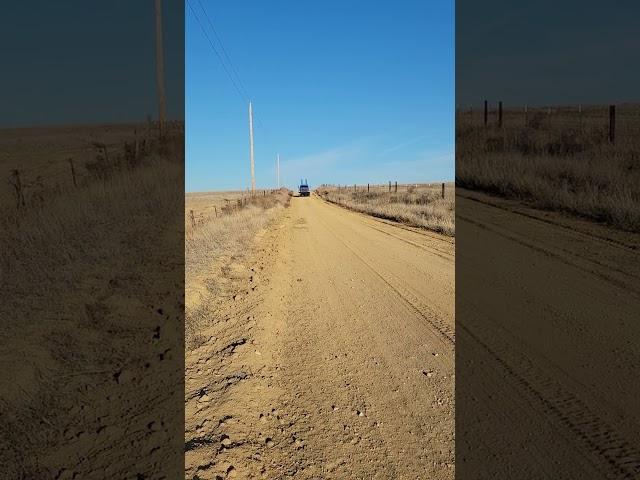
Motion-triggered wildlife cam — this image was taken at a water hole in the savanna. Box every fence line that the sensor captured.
[4,122,183,212]
[458,101,640,145]
[318,182,450,199]
[187,188,283,229]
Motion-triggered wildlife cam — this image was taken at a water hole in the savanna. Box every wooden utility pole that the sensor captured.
[249,101,255,193]
[155,0,166,139]
[277,153,280,188]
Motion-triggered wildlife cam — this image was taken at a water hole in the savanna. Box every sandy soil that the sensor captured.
[456,189,640,479]
[185,193,455,479]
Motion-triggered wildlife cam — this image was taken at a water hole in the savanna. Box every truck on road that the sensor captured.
[299,179,310,197]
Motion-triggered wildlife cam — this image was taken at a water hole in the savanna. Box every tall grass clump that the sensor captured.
[185,189,291,348]
[456,105,640,232]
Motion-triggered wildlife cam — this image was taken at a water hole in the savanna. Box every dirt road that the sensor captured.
[456,189,640,479]
[186,194,455,479]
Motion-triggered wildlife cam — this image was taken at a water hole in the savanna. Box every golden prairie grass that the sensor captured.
[316,183,455,236]
[457,104,640,232]
[185,188,291,349]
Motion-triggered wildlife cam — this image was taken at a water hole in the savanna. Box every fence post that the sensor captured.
[68,158,77,187]
[442,183,445,199]
[498,101,503,128]
[215,206,218,218]
[395,181,398,193]
[609,105,616,144]
[367,183,370,192]
[524,105,528,127]
[190,210,195,228]
[134,128,139,160]
[388,181,391,192]
[579,104,583,132]
[484,100,488,126]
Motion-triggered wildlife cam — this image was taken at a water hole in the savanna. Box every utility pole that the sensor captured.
[155,0,166,139]
[249,101,255,193]
[276,153,280,189]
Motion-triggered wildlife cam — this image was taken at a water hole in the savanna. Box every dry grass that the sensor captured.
[457,104,640,232]
[316,183,455,236]
[0,124,184,477]
[185,188,291,349]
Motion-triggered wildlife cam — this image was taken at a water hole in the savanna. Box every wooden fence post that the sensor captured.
[484,100,488,126]
[609,105,616,144]
[134,128,139,160]
[388,181,391,192]
[395,181,398,193]
[442,182,445,199]
[579,104,583,132]
[215,206,218,218]
[190,210,195,228]
[498,101,503,128]
[68,158,77,187]
[367,183,370,192]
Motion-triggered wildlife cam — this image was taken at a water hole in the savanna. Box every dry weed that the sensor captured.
[457,105,640,232]
[317,184,455,236]
[185,189,291,348]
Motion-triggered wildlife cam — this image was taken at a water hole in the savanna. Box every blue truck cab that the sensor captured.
[299,179,310,197]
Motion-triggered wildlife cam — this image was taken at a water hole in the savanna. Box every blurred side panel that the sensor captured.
[0,1,184,478]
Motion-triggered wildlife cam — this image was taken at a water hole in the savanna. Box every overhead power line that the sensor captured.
[187,0,278,151]
[195,0,250,101]
[186,0,247,104]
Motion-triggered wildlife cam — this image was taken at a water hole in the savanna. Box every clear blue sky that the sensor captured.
[186,0,454,192]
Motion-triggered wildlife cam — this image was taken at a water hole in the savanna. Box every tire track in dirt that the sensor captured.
[457,191,640,479]
[315,211,455,345]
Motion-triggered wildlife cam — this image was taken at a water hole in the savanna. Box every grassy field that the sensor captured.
[456,103,640,232]
[0,121,183,209]
[316,183,455,236]
[185,188,291,349]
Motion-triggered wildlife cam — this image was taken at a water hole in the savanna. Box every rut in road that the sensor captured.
[185,194,455,479]
[457,191,640,480]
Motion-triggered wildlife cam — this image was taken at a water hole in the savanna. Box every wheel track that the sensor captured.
[459,317,640,479]
[315,211,455,346]
[459,213,640,299]
[457,191,639,253]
